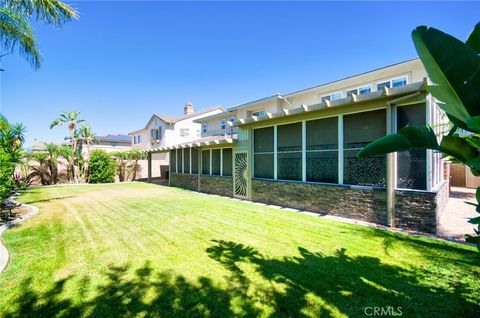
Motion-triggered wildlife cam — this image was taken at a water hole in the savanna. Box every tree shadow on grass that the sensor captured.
[4,261,256,318]
[206,240,480,317]
[4,241,479,317]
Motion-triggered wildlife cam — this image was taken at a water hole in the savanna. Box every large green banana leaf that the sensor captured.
[357,126,438,158]
[466,22,480,53]
[412,26,480,122]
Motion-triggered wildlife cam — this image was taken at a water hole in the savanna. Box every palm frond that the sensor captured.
[0,7,41,69]
[2,0,79,26]
[49,118,64,129]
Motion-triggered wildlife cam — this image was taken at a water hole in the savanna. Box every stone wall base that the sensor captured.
[170,173,233,197]
[169,174,448,234]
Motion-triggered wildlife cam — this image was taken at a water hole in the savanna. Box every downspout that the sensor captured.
[385,92,421,227]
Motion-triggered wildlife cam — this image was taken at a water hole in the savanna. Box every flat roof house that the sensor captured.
[144,58,448,234]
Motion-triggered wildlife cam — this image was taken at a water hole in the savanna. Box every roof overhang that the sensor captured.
[235,80,426,126]
[143,136,237,153]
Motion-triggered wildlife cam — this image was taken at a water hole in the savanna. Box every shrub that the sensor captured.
[88,150,117,183]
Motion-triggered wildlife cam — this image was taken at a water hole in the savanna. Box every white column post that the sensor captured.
[182,148,184,174]
[302,121,307,182]
[209,149,212,175]
[338,115,344,184]
[220,148,223,176]
[274,125,278,180]
[386,104,396,228]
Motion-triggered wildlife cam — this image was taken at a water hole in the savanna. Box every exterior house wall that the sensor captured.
[169,173,233,197]
[156,58,448,234]
[251,179,443,233]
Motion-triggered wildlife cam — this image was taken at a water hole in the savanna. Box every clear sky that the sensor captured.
[1,1,479,146]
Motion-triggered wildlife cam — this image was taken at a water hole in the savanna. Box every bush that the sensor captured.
[88,150,117,183]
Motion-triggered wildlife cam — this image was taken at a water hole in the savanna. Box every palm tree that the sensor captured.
[0,0,78,69]
[78,124,96,157]
[44,143,61,184]
[49,111,84,153]
[0,114,26,200]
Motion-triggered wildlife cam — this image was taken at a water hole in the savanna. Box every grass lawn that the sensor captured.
[0,183,479,317]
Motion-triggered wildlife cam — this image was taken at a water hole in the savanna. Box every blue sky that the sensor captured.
[1,1,479,146]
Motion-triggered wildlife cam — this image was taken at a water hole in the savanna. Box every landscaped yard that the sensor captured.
[0,183,479,317]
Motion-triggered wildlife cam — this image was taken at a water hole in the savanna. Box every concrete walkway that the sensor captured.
[437,187,477,241]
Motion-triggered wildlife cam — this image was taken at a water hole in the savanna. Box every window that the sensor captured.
[321,92,342,102]
[222,148,233,176]
[252,110,266,117]
[191,148,199,174]
[202,150,210,174]
[346,89,357,98]
[170,150,177,173]
[277,123,302,181]
[377,81,390,90]
[202,123,207,133]
[253,127,274,179]
[392,77,407,87]
[177,148,183,173]
[196,129,201,137]
[212,149,221,175]
[344,109,387,186]
[331,92,343,101]
[221,119,226,130]
[133,135,142,144]
[358,86,371,94]
[306,117,338,183]
[183,148,190,174]
[154,118,159,125]
[151,128,161,141]
[180,128,190,137]
[377,77,408,90]
[229,116,235,123]
[397,103,426,190]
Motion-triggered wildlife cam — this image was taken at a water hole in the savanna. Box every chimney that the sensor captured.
[184,102,194,115]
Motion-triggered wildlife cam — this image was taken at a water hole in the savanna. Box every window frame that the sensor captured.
[376,75,408,91]
[320,91,343,102]
[220,119,226,130]
[251,110,266,117]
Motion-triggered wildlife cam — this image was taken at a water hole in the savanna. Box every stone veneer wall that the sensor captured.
[252,180,388,225]
[170,173,198,191]
[199,175,233,197]
[169,173,233,197]
[252,179,446,234]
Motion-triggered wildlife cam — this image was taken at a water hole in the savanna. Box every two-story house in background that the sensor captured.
[128,103,224,178]
[142,58,449,235]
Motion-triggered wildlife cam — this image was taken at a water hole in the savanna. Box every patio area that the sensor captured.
[438,187,478,241]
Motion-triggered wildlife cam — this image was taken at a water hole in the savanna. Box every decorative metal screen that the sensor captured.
[234,153,248,197]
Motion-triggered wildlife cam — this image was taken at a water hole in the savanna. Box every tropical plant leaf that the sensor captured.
[440,135,479,163]
[466,116,480,132]
[358,126,438,158]
[468,216,480,225]
[466,22,480,53]
[412,26,480,121]
[0,7,41,69]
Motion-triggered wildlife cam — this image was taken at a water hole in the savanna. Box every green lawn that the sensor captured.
[0,183,479,317]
